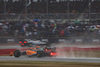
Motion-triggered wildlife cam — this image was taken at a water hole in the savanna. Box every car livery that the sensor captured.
[11,46,57,58]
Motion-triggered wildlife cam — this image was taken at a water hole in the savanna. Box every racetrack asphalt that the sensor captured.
[1,44,100,63]
[1,44,100,49]
[0,56,100,63]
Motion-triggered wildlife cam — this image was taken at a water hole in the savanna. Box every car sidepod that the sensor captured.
[26,50,37,56]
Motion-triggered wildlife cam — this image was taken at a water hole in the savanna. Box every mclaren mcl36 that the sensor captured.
[10,46,57,58]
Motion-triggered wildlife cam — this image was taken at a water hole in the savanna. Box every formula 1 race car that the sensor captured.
[11,46,57,58]
[19,39,49,47]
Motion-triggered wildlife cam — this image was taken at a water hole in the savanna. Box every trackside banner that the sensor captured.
[0,38,99,44]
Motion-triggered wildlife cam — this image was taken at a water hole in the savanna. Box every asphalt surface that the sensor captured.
[1,45,100,49]
[1,44,100,63]
[0,56,100,63]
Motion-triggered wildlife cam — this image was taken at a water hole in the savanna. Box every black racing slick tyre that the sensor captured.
[14,50,21,57]
[37,51,43,58]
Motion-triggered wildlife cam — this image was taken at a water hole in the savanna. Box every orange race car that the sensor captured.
[11,46,57,58]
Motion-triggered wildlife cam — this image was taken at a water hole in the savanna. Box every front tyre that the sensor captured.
[14,50,21,57]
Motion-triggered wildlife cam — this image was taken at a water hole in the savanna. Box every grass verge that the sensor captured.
[0,61,100,67]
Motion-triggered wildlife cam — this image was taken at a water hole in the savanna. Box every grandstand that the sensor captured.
[0,0,100,24]
[0,0,100,38]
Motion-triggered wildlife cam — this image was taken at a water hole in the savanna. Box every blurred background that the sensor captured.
[0,0,100,59]
[0,0,100,44]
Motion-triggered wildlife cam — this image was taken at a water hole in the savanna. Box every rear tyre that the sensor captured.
[37,51,43,58]
[14,50,21,57]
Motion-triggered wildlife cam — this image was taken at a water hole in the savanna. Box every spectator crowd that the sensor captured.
[0,0,100,38]
[0,20,100,38]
